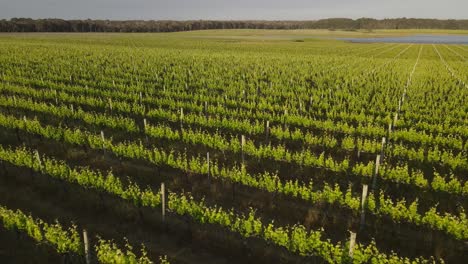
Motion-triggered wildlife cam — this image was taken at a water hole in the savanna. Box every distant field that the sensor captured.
[0,31,466,263]
[174,29,468,41]
[178,28,468,36]
[2,29,468,46]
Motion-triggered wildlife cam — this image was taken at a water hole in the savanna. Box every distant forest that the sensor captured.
[1,18,468,32]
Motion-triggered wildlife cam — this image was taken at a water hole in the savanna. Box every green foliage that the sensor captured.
[95,238,154,264]
[0,205,164,263]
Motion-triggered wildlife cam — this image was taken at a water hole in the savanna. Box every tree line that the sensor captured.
[1,18,468,32]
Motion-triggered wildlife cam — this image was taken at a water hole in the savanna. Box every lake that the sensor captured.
[339,35,468,44]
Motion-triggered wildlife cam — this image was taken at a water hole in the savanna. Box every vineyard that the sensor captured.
[0,31,466,263]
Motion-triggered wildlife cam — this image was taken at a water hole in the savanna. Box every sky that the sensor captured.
[0,0,466,20]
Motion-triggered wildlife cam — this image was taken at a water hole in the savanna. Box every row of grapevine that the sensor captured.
[0,204,167,263]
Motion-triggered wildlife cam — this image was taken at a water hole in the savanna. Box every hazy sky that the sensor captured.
[0,0,466,20]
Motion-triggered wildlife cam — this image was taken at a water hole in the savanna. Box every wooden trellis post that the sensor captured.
[265,120,270,141]
[83,229,91,264]
[35,150,42,170]
[204,101,208,119]
[380,137,386,160]
[108,98,113,112]
[206,152,210,179]
[360,184,368,229]
[241,135,245,166]
[179,108,184,129]
[143,118,148,142]
[372,155,381,190]
[161,183,165,222]
[348,231,357,258]
[101,131,106,154]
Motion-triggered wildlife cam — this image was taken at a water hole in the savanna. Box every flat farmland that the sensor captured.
[0,31,466,263]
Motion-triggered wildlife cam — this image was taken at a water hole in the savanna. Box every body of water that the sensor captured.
[339,35,468,44]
